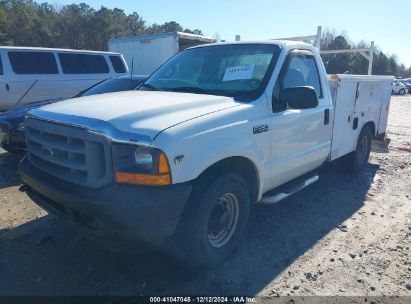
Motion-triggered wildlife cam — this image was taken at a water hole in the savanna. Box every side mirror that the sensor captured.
[280,86,319,109]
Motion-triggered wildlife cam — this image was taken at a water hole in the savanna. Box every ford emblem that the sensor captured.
[41,146,55,159]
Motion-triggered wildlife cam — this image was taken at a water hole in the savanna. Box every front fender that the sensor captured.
[154,107,270,200]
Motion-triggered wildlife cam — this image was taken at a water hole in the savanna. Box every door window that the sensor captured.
[59,53,109,74]
[109,56,126,73]
[273,51,323,112]
[281,53,322,98]
[0,54,3,75]
[8,51,59,74]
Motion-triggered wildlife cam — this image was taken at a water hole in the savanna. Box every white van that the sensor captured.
[0,47,128,111]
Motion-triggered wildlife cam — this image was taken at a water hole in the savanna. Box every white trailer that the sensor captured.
[108,32,216,75]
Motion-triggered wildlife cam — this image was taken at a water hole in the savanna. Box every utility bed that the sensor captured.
[328,74,393,160]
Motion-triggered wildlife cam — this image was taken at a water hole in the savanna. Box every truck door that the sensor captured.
[265,50,332,190]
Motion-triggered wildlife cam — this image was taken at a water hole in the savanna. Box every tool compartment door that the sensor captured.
[355,81,390,137]
[330,81,358,160]
[355,81,382,126]
[377,83,392,136]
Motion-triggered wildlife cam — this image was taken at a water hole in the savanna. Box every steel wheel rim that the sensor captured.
[357,134,368,163]
[207,193,240,248]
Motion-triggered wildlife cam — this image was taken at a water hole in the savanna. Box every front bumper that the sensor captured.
[19,156,192,248]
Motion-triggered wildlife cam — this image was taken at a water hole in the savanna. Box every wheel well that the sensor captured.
[195,157,260,203]
[363,121,376,137]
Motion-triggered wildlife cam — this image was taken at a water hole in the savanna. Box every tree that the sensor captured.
[0,1,202,50]
[146,21,183,34]
[183,28,203,35]
[320,28,411,77]
[127,12,145,36]
[32,3,59,47]
[349,40,370,74]
[2,0,38,46]
[0,4,10,44]
[161,21,182,32]
[321,32,352,74]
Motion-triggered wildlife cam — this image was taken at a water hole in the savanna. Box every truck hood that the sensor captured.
[38,90,241,139]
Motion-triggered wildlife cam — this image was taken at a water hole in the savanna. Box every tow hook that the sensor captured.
[19,184,29,193]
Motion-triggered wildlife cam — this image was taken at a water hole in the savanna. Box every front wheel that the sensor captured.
[346,125,372,173]
[172,173,250,269]
[399,88,406,95]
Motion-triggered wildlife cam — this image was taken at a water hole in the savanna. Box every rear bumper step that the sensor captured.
[259,173,319,204]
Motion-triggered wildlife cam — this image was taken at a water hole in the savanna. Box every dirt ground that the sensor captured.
[0,95,410,299]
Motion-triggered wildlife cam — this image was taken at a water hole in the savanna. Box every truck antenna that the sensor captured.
[130,56,134,80]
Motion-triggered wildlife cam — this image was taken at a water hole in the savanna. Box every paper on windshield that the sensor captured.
[223,64,255,81]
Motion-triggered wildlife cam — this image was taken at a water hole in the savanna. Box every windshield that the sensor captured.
[142,44,281,101]
[80,78,143,97]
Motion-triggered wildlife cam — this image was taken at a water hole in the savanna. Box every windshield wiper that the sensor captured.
[140,83,160,91]
[166,86,214,95]
[142,85,242,98]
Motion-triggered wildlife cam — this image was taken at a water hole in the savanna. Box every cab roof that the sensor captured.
[187,40,317,52]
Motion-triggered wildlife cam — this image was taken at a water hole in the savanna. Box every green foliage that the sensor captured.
[321,35,352,74]
[321,29,410,77]
[0,4,10,44]
[0,0,202,50]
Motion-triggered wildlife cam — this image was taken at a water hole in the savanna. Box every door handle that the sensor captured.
[324,108,330,125]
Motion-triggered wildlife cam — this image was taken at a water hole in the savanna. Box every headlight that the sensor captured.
[112,145,171,186]
[133,150,153,171]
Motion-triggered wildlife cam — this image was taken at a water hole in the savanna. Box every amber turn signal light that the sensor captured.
[115,172,171,186]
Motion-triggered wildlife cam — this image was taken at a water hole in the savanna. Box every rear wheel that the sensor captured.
[347,125,372,173]
[172,173,250,269]
[399,88,406,95]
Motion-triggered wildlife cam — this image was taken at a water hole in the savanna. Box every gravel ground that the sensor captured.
[0,95,410,299]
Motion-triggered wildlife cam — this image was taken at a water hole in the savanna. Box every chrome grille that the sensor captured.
[25,116,113,188]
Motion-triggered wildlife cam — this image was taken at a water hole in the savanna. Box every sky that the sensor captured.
[44,0,411,67]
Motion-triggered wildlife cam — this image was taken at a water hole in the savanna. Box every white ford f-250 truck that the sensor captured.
[19,41,393,269]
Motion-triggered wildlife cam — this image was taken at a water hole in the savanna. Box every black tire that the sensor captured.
[171,173,250,270]
[399,88,406,95]
[347,125,372,173]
